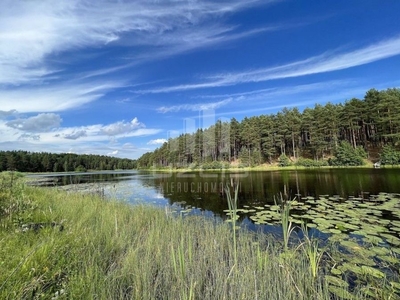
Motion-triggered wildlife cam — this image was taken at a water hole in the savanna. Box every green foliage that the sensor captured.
[329,141,366,166]
[200,161,230,170]
[0,172,37,228]
[0,150,136,173]
[295,158,329,167]
[380,145,400,165]
[74,165,87,172]
[137,87,400,168]
[278,154,291,167]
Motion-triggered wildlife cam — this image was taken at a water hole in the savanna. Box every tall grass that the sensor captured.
[0,173,396,299]
[275,193,296,251]
[224,182,240,266]
[300,224,324,280]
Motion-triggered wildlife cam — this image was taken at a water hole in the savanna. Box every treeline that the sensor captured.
[137,88,400,168]
[0,151,136,173]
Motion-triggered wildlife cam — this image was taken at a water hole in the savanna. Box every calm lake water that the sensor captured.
[28,168,400,218]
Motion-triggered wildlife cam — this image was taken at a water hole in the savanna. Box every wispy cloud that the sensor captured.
[137,35,400,94]
[0,0,274,86]
[157,98,232,113]
[0,81,124,113]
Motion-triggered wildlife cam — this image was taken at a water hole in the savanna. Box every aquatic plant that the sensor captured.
[275,194,296,251]
[224,182,240,266]
[300,224,324,279]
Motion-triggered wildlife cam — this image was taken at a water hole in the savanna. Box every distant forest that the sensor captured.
[137,88,400,168]
[0,151,136,173]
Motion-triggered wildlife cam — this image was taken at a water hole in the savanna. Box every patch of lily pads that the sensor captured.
[224,192,400,298]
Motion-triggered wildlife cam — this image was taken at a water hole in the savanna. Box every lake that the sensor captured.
[27,168,400,292]
[27,168,400,221]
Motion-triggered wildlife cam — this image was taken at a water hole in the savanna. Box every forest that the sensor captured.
[0,151,136,172]
[137,88,400,168]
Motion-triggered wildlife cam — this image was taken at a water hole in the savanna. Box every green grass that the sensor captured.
[141,162,400,173]
[0,172,398,299]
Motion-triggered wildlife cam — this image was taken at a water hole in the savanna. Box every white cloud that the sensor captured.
[107,150,119,156]
[0,81,124,113]
[0,116,161,159]
[6,113,61,132]
[157,98,232,113]
[0,0,274,86]
[147,138,168,145]
[100,118,144,136]
[137,35,400,93]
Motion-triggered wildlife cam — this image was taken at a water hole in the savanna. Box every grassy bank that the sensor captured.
[141,162,400,173]
[0,172,398,299]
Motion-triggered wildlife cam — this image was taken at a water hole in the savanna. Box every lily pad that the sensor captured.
[361,265,385,279]
[325,275,349,287]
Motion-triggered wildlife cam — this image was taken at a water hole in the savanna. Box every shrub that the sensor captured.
[295,158,328,167]
[278,154,291,167]
[329,141,365,166]
[380,145,400,166]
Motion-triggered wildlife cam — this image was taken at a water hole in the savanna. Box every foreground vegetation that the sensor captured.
[1,172,399,299]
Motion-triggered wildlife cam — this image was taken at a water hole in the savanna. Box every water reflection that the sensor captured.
[29,168,400,219]
[135,169,400,216]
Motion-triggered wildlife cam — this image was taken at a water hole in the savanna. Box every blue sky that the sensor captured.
[1,0,400,159]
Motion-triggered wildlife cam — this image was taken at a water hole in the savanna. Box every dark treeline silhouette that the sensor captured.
[0,151,136,172]
[137,88,400,168]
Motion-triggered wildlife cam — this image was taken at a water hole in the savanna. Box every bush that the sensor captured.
[329,141,365,166]
[380,145,400,165]
[75,165,87,172]
[278,154,291,167]
[295,158,328,167]
[0,172,36,227]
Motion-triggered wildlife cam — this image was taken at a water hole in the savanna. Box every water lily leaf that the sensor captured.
[340,240,361,250]
[362,236,384,244]
[380,234,400,246]
[351,230,367,236]
[391,220,400,227]
[370,246,391,256]
[342,223,359,230]
[331,268,342,275]
[389,227,400,233]
[377,255,398,264]
[340,263,366,276]
[390,281,400,290]
[361,266,385,278]
[391,247,400,255]
[325,275,349,288]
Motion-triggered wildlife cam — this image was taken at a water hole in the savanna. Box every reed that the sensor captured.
[275,194,296,251]
[224,182,240,266]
